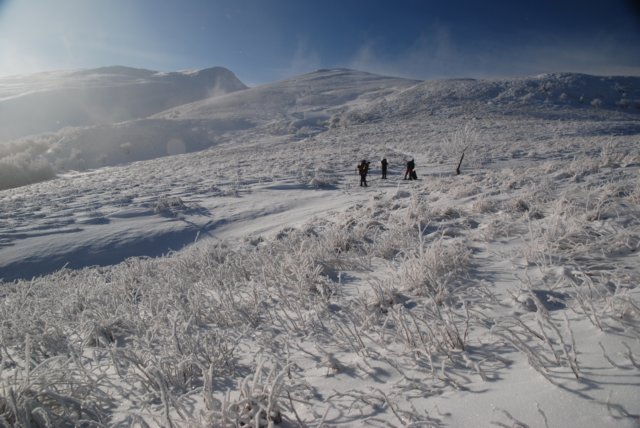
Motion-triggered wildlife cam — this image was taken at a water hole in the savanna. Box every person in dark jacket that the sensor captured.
[381,158,388,179]
[404,159,415,180]
[357,160,370,187]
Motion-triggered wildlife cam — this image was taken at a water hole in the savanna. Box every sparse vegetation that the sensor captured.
[1,71,640,427]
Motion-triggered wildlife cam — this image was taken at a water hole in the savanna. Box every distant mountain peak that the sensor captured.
[72,65,156,78]
[0,65,248,143]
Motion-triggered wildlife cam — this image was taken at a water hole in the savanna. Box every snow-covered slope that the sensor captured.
[48,69,418,169]
[0,68,417,189]
[343,72,640,122]
[2,69,639,191]
[0,65,246,143]
[1,67,640,427]
[154,68,420,129]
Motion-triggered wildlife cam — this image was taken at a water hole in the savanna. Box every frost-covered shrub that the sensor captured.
[398,237,471,297]
[621,152,640,167]
[367,221,418,260]
[341,109,382,125]
[630,180,640,205]
[80,314,132,348]
[328,113,342,128]
[5,123,640,426]
[506,198,531,214]
[153,195,186,215]
[405,196,432,225]
[202,359,291,427]
[432,206,464,221]
[599,138,629,168]
[600,231,640,257]
[565,158,599,182]
[453,184,481,198]
[542,161,562,174]
[472,196,498,214]
[365,279,405,314]
[309,167,339,188]
[0,360,113,427]
[221,183,241,197]
[477,217,517,241]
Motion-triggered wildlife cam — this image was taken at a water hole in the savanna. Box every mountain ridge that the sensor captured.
[0,65,247,143]
[1,67,639,190]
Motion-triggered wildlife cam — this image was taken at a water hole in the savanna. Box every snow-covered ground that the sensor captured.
[0,66,246,190]
[1,68,639,427]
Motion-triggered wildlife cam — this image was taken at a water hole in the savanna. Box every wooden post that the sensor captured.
[456,149,466,175]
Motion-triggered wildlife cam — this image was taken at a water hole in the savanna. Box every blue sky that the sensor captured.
[1,0,639,84]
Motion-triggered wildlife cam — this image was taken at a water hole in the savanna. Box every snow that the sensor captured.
[0,66,247,189]
[0,67,639,427]
[0,66,246,143]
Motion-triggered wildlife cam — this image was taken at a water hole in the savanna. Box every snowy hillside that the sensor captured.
[3,69,639,192]
[1,68,640,427]
[154,69,420,129]
[0,66,246,189]
[0,68,418,190]
[344,72,640,123]
[0,66,246,143]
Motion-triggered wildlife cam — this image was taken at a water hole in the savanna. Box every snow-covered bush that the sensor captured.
[441,123,480,175]
[308,166,339,188]
[472,196,498,214]
[397,236,471,297]
[506,197,532,214]
[203,359,290,427]
[0,357,113,427]
[341,109,382,125]
[154,196,187,216]
[599,138,627,168]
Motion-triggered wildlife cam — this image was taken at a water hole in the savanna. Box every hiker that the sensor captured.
[404,159,415,180]
[357,160,370,187]
[381,158,388,179]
